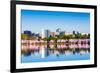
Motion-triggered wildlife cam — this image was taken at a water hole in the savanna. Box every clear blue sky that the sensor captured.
[21,9,90,33]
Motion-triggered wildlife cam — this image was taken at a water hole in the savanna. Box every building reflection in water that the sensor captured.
[22,43,90,58]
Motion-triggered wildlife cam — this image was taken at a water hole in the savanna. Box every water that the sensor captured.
[21,44,90,63]
[21,52,90,63]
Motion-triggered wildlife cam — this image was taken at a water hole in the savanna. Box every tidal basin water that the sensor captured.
[21,44,90,63]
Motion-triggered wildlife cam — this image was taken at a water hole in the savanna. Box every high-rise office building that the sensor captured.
[42,29,50,38]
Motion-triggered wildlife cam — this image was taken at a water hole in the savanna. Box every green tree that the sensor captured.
[21,34,30,40]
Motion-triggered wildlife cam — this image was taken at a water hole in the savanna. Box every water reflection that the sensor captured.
[21,44,90,58]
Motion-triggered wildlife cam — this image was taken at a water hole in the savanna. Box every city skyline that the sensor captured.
[21,9,90,34]
[22,29,89,34]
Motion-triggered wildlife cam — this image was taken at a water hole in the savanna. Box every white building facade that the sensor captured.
[42,29,50,38]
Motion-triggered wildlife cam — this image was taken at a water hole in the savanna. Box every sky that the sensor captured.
[21,9,90,34]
